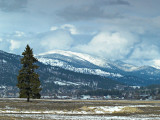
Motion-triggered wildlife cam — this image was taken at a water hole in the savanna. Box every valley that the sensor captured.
[0,99,160,120]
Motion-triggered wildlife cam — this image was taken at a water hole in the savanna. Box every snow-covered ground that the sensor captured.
[0,105,153,114]
[0,99,160,120]
[1,113,160,120]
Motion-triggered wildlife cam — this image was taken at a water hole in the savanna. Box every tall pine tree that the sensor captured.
[17,45,41,102]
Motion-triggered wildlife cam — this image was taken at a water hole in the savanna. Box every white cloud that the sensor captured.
[75,32,137,59]
[50,24,79,35]
[152,59,160,69]
[0,0,159,67]
[50,26,58,31]
[61,24,78,35]
[40,30,73,51]
[0,38,2,42]
[9,40,21,51]
[154,59,160,65]
[15,31,25,37]
[130,44,159,60]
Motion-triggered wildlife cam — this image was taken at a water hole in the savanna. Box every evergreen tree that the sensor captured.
[17,45,41,102]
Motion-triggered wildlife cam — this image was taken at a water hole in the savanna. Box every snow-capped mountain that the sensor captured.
[1,49,160,88]
[37,50,160,86]
[0,50,121,93]
[37,50,123,77]
[38,50,109,67]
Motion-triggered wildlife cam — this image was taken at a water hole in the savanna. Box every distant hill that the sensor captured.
[37,50,160,86]
[0,50,121,94]
[1,49,160,95]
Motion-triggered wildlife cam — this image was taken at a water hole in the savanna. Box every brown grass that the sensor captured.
[113,107,143,114]
[0,98,159,119]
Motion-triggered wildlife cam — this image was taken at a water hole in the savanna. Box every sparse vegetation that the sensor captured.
[114,107,143,114]
[0,99,159,119]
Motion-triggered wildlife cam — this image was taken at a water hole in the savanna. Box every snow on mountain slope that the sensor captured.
[37,50,140,71]
[0,50,123,90]
[113,60,139,72]
[37,50,143,77]
[1,49,160,86]
[38,50,110,68]
[37,52,122,77]
[37,50,160,83]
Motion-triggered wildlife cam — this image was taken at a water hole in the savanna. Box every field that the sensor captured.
[0,98,160,120]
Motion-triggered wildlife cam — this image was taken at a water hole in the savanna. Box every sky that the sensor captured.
[0,0,160,67]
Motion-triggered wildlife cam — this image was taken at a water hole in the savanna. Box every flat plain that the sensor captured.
[0,98,160,120]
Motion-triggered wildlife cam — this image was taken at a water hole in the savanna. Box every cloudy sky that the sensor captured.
[0,0,160,66]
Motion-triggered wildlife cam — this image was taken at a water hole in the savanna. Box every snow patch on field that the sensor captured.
[0,105,153,115]
[0,104,159,120]
[88,106,124,113]
[1,113,160,120]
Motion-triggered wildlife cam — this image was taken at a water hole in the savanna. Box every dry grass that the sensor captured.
[79,106,96,112]
[113,107,143,114]
[0,98,159,119]
[0,116,38,120]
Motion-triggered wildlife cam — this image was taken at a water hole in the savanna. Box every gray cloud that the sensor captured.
[0,0,27,12]
[1,0,160,66]
[57,0,129,21]
[97,0,130,6]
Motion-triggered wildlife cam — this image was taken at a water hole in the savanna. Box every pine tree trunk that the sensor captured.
[27,97,29,102]
[27,93,30,102]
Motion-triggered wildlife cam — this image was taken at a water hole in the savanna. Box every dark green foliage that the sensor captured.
[17,45,41,102]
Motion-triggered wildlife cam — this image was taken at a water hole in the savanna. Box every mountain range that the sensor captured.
[37,50,160,86]
[0,50,121,94]
[0,50,160,94]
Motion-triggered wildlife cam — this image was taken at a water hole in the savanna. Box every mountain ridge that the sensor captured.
[0,50,122,95]
[1,49,160,88]
[36,50,160,86]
